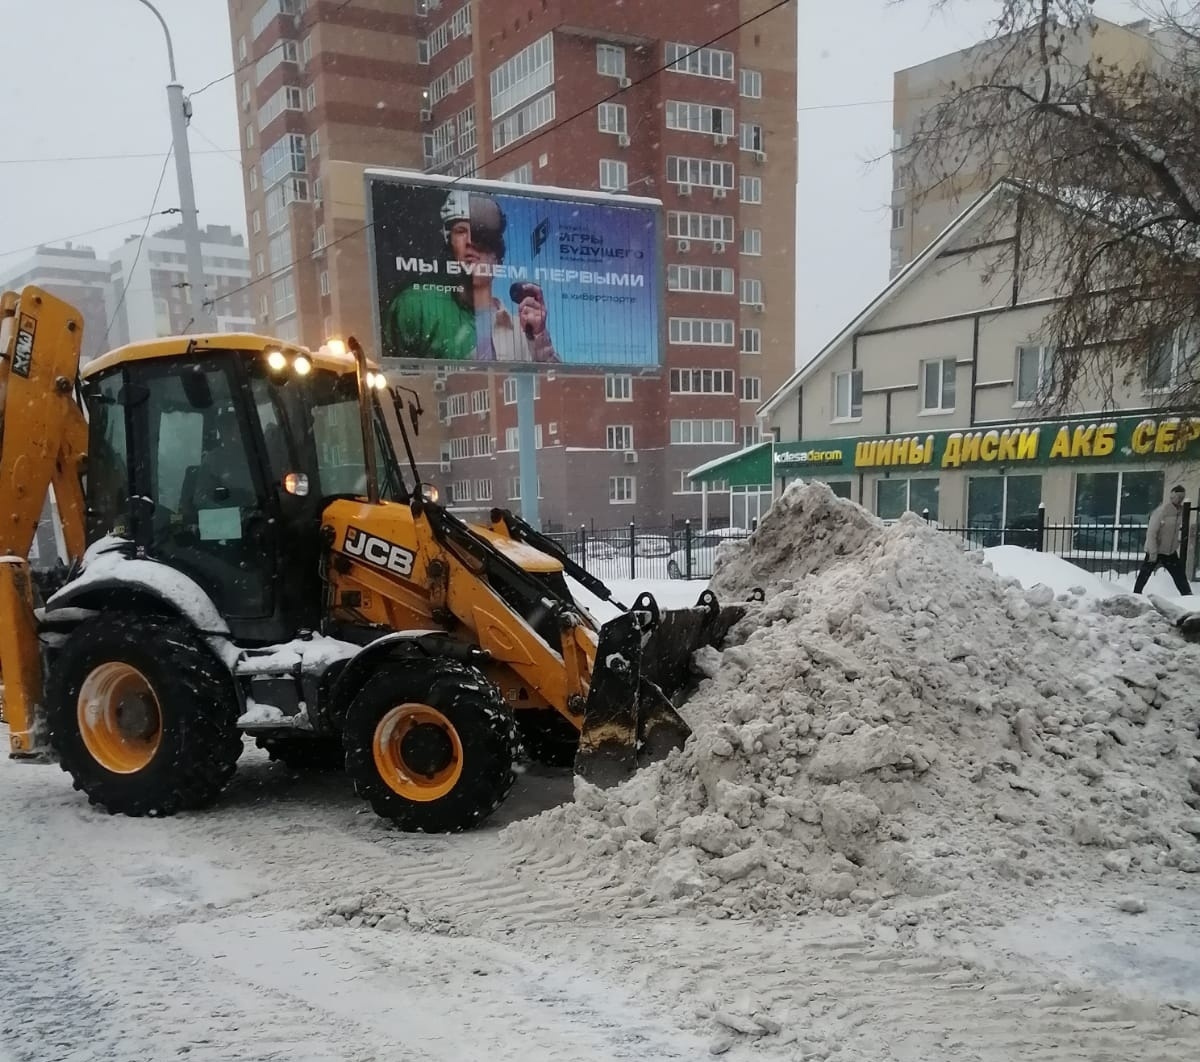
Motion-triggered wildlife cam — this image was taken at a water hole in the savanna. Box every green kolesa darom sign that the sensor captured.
[773,413,1200,475]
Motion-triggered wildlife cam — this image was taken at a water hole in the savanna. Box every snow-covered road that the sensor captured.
[2,739,1198,1062]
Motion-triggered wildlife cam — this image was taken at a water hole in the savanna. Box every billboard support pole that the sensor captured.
[516,373,540,530]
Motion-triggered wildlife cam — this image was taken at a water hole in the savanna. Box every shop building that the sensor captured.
[691,181,1200,551]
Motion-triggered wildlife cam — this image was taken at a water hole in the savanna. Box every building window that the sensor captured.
[504,427,519,450]
[475,478,493,502]
[665,42,734,81]
[921,358,956,412]
[740,328,762,355]
[313,175,323,202]
[471,388,491,414]
[249,167,258,191]
[597,44,626,78]
[741,424,762,447]
[319,270,330,295]
[609,476,637,504]
[605,374,632,401]
[261,132,307,186]
[507,477,521,500]
[668,211,734,243]
[272,271,296,319]
[599,159,628,191]
[241,81,251,110]
[740,278,763,306]
[268,229,292,272]
[670,368,734,394]
[238,35,247,61]
[668,265,735,294]
[471,433,492,457]
[890,245,903,273]
[426,22,450,59]
[490,32,554,118]
[666,155,735,189]
[314,225,326,251]
[876,478,939,520]
[739,68,763,98]
[450,480,472,504]
[891,206,905,229]
[301,36,312,65]
[1074,470,1164,540]
[449,436,471,460]
[740,228,762,256]
[740,376,761,402]
[739,123,764,153]
[670,419,735,444]
[676,471,730,494]
[306,84,317,110]
[502,375,540,404]
[598,102,627,135]
[1015,344,1055,404]
[668,318,735,346]
[967,475,1042,537]
[259,294,269,318]
[834,369,862,420]
[1144,329,1194,392]
[255,252,264,276]
[606,425,633,450]
[252,209,262,234]
[449,3,471,38]
[493,91,556,151]
[308,131,320,159]
[254,40,299,86]
[500,162,534,184]
[740,176,762,204]
[245,124,255,148]
[665,101,734,135]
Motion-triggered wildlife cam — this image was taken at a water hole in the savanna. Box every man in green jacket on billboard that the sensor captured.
[383,191,559,364]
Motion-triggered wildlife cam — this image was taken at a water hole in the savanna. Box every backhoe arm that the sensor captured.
[0,286,88,756]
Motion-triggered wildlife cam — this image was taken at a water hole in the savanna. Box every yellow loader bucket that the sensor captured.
[574,589,758,788]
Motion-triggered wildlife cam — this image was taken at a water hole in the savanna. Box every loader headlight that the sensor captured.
[365,371,389,391]
[266,349,288,372]
[292,354,312,376]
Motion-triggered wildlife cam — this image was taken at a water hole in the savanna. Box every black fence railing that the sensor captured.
[543,521,756,582]
[923,501,1197,579]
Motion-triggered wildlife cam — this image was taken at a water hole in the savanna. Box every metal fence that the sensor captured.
[543,522,756,582]
[924,501,1197,579]
[550,502,1199,586]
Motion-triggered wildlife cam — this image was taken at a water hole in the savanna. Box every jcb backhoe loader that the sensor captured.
[0,286,751,831]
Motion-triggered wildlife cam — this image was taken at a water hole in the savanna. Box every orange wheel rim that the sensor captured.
[76,662,163,774]
[372,703,463,802]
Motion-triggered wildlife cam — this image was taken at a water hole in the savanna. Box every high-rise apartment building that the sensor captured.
[0,244,115,361]
[890,16,1166,277]
[226,0,797,528]
[107,223,254,346]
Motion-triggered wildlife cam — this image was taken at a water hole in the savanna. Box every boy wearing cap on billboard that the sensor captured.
[1133,484,1193,595]
[383,190,559,364]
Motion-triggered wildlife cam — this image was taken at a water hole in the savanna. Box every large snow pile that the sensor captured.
[505,483,1200,918]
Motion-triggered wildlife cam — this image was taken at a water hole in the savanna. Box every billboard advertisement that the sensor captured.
[365,170,663,369]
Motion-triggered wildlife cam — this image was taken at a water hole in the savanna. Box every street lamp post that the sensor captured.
[136,0,216,333]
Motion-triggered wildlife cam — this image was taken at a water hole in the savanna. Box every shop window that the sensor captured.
[967,475,1042,546]
[1073,470,1163,552]
[876,477,939,520]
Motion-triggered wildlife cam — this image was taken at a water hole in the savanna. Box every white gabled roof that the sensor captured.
[758,180,1020,419]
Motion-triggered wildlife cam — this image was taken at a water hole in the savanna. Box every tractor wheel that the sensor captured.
[343,661,517,833]
[46,613,242,817]
[515,709,580,768]
[255,733,345,772]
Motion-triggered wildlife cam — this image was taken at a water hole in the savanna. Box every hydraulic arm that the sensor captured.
[0,286,89,755]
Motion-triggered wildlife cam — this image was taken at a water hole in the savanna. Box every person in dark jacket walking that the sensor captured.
[1133,485,1192,595]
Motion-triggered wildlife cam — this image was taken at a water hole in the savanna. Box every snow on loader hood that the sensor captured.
[504,482,1200,921]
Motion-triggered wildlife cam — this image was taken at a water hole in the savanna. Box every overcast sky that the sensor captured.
[0,0,1142,362]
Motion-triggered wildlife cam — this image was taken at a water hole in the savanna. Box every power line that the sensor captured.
[103,147,174,348]
[209,0,795,312]
[0,210,179,261]
[0,149,237,166]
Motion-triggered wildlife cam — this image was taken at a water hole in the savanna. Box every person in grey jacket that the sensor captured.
[1133,485,1192,595]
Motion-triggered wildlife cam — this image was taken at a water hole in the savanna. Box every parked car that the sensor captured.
[665,527,750,579]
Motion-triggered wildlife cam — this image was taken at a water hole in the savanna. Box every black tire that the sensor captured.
[255,733,345,772]
[46,612,242,817]
[667,559,683,580]
[343,661,517,833]
[515,709,580,768]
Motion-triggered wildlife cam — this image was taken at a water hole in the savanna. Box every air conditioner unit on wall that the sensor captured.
[439,461,451,472]
[753,150,766,163]
[618,76,632,88]
[420,108,433,122]
[623,451,638,464]
[678,183,692,197]
[714,133,728,146]
[713,241,726,253]
[618,134,631,148]
[677,239,691,253]
[713,187,727,199]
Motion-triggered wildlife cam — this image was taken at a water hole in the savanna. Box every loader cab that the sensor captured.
[80,339,406,644]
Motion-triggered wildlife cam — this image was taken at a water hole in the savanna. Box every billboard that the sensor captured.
[365,169,663,369]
